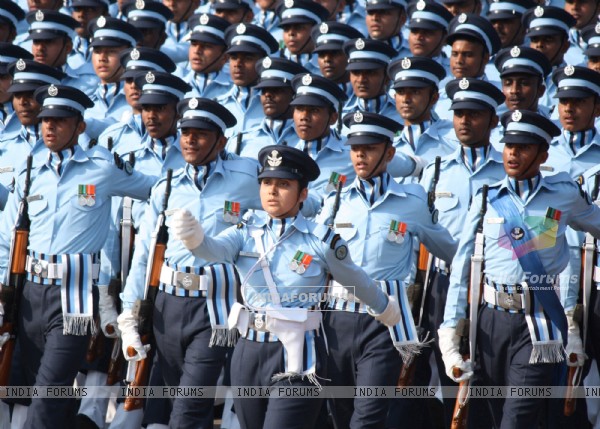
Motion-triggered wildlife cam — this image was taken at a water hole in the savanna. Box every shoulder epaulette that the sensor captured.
[402,183,427,201]
[222,158,260,177]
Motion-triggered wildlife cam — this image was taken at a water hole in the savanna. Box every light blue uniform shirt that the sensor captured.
[0,144,155,282]
[84,82,131,141]
[161,21,191,64]
[420,145,506,240]
[227,118,295,159]
[278,50,321,75]
[544,129,600,178]
[178,66,231,100]
[63,62,99,98]
[190,210,390,313]
[216,85,264,138]
[342,93,403,130]
[121,153,261,308]
[97,111,145,155]
[442,173,600,327]
[316,173,456,282]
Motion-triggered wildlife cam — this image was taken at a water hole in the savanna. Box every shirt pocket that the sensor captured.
[28,197,48,218]
[435,194,459,213]
[336,225,357,243]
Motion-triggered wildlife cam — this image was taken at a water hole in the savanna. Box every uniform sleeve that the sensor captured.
[120,190,161,309]
[388,151,418,179]
[441,192,481,328]
[313,194,335,226]
[190,225,246,265]
[107,159,156,201]
[322,236,389,314]
[565,184,600,237]
[0,185,20,283]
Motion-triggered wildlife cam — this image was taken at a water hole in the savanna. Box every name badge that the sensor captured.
[435,191,453,198]
[486,217,505,224]
[335,223,353,228]
[78,184,96,207]
[27,194,43,202]
[0,167,14,173]
[540,165,554,172]
[223,201,241,224]
[289,250,313,274]
[386,220,407,244]
[239,251,260,258]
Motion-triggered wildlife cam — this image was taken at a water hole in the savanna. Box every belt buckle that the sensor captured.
[181,275,193,290]
[176,272,198,291]
[500,292,521,310]
[32,259,47,277]
[254,313,265,330]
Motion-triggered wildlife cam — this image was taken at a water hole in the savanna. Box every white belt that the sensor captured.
[329,280,359,302]
[229,303,321,337]
[594,266,600,289]
[26,256,100,280]
[483,284,524,311]
[433,257,449,274]
[159,265,210,291]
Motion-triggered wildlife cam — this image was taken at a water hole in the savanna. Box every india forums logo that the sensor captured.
[498,208,561,259]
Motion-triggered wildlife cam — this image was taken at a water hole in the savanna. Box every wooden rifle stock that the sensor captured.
[451,368,469,429]
[85,319,105,363]
[124,169,172,410]
[564,353,578,416]
[0,155,33,386]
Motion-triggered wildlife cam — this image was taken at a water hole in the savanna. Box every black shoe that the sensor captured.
[75,414,100,429]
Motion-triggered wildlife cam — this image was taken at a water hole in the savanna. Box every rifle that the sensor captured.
[85,320,105,363]
[564,173,599,415]
[327,180,343,230]
[124,169,172,411]
[0,155,33,386]
[451,184,488,429]
[398,156,441,387]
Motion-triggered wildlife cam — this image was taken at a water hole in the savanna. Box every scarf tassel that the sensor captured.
[63,315,96,336]
[529,341,565,364]
[209,327,239,348]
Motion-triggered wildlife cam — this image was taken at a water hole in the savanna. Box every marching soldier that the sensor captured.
[581,22,600,73]
[0,84,154,429]
[170,144,402,429]
[276,0,329,74]
[315,111,456,429]
[487,0,535,49]
[0,0,25,44]
[415,77,506,428]
[439,110,600,428]
[364,0,410,60]
[311,21,364,98]
[97,47,177,153]
[228,57,307,158]
[118,98,261,428]
[178,13,231,100]
[123,0,173,50]
[160,0,199,63]
[70,0,108,68]
[0,43,33,129]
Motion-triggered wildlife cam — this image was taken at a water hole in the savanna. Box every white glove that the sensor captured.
[98,286,120,338]
[410,155,427,177]
[565,309,586,367]
[438,327,473,382]
[117,308,150,362]
[171,209,204,250]
[368,295,401,327]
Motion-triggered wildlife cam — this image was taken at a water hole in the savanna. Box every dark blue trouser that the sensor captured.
[18,281,94,429]
[152,290,229,429]
[231,333,327,429]
[325,310,401,429]
[469,305,558,429]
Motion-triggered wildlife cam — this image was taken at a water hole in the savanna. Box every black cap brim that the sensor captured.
[501,132,545,145]
[255,79,292,89]
[90,38,132,48]
[313,43,344,53]
[499,66,541,77]
[290,94,331,107]
[280,17,319,27]
[128,19,164,29]
[450,100,494,110]
[139,93,177,105]
[226,44,266,55]
[258,168,303,180]
[178,118,222,131]
[554,88,593,99]
[408,20,445,31]
[488,11,522,21]
[346,61,386,71]
[585,46,600,57]
[28,31,66,41]
[189,33,225,45]
[527,27,563,38]
[346,134,388,145]
[38,108,80,118]
[8,82,42,93]
[392,79,434,89]
[366,3,401,10]
[121,69,146,80]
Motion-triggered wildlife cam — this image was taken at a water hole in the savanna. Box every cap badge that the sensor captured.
[416,0,426,10]
[97,15,106,28]
[458,13,467,24]
[355,38,365,50]
[285,0,294,7]
[145,71,155,83]
[188,97,198,109]
[15,59,26,71]
[35,10,44,21]
[200,13,209,25]
[401,57,411,69]
[301,74,312,85]
[596,22,600,34]
[510,46,520,57]
[511,110,522,122]
[262,56,272,69]
[48,84,58,97]
[130,48,140,60]
[458,77,469,90]
[135,0,145,9]
[236,23,246,34]
[353,111,363,123]
[319,22,328,34]
[534,6,544,17]
[564,64,575,76]
[267,150,283,167]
